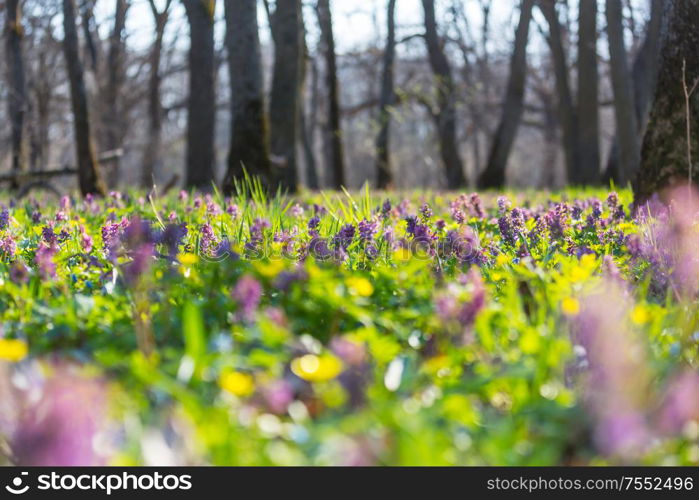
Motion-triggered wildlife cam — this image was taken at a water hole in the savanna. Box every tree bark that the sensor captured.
[477,0,534,189]
[635,0,699,203]
[376,0,397,190]
[183,0,217,191]
[538,0,579,184]
[604,0,664,183]
[576,0,600,184]
[222,0,271,193]
[142,0,172,188]
[269,0,303,192]
[103,0,130,188]
[606,0,641,185]
[316,0,345,189]
[421,0,467,188]
[62,0,106,196]
[4,0,29,190]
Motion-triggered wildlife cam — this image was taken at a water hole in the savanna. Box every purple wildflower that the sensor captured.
[35,243,57,278]
[308,216,320,233]
[358,219,378,242]
[41,226,58,246]
[0,207,9,230]
[0,236,17,258]
[333,224,355,250]
[469,193,485,218]
[232,275,262,323]
[381,199,392,219]
[419,203,433,221]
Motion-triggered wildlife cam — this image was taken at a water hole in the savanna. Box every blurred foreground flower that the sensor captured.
[291,354,343,383]
[0,339,28,362]
[4,367,110,466]
[219,370,255,398]
[572,282,652,460]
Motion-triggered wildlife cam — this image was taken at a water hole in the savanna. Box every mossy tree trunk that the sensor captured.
[635,0,699,203]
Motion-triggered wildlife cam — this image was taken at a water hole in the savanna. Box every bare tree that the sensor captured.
[222,0,270,193]
[636,0,699,202]
[5,0,28,189]
[478,0,534,189]
[300,15,319,190]
[538,0,578,184]
[421,0,466,188]
[604,0,664,183]
[577,0,600,184]
[182,0,217,190]
[103,0,130,187]
[79,0,100,72]
[268,0,303,192]
[607,0,640,185]
[62,0,106,196]
[316,0,345,189]
[142,0,172,188]
[376,0,397,190]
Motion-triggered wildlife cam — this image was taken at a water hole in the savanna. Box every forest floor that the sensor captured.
[0,186,697,465]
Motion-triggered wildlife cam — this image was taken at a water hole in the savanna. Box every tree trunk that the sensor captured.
[376,0,397,190]
[478,0,534,189]
[142,0,171,188]
[269,0,303,192]
[62,0,106,196]
[183,0,217,191]
[222,0,270,193]
[538,0,578,184]
[103,0,129,188]
[576,0,600,184]
[4,0,28,191]
[421,0,467,188]
[635,0,699,203]
[300,25,319,190]
[604,0,664,183]
[606,0,641,185]
[316,0,345,189]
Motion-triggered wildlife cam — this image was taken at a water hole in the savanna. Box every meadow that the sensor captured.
[0,183,697,466]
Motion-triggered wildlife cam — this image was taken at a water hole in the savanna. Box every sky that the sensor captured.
[105,0,517,55]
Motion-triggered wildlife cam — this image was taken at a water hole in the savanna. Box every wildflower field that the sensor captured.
[0,184,698,466]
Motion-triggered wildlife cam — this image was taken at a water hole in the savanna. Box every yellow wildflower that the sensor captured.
[631,305,651,325]
[291,354,343,382]
[178,253,199,266]
[346,277,374,297]
[561,297,580,316]
[0,339,28,362]
[219,371,255,397]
